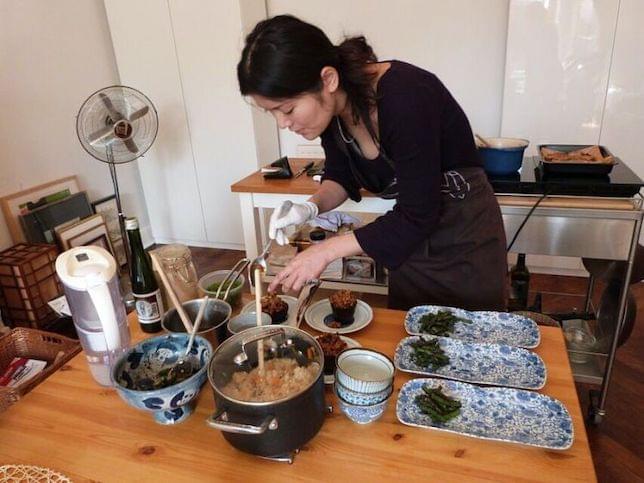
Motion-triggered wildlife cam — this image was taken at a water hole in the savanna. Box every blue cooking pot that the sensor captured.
[478,138,529,176]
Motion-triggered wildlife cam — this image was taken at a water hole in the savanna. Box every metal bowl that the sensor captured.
[161,298,231,349]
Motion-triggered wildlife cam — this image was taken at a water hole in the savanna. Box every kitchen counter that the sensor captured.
[0,308,596,482]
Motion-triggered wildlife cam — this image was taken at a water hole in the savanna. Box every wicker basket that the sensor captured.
[0,328,80,412]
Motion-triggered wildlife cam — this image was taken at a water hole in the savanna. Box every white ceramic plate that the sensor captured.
[240,295,298,327]
[316,335,361,384]
[304,299,373,334]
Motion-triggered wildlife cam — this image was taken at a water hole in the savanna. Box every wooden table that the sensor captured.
[0,309,595,482]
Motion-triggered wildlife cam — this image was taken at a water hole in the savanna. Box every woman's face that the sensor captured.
[250,67,341,140]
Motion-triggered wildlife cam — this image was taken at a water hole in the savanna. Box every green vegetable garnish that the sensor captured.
[410,338,450,370]
[418,310,471,336]
[415,385,462,423]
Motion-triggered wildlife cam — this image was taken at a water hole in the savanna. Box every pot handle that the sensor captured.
[206,410,278,435]
[233,327,287,365]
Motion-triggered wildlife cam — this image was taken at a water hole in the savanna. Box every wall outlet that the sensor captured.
[296,144,324,158]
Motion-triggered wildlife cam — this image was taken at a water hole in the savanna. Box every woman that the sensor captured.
[237,15,507,311]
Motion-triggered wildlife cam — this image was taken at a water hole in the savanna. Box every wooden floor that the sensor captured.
[190,246,644,482]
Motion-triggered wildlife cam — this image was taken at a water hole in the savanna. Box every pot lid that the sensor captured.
[208,325,323,405]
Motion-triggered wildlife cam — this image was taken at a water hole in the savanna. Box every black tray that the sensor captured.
[537,144,616,176]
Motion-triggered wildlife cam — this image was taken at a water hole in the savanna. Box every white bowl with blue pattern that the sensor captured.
[335,384,392,424]
[405,305,540,348]
[112,333,212,425]
[396,378,574,450]
[335,378,393,405]
[394,336,546,390]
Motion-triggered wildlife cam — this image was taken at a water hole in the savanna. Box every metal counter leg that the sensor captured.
[590,215,643,425]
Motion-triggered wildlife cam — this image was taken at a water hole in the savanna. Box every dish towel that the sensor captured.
[309,212,361,232]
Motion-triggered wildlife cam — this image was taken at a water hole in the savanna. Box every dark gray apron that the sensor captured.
[387,167,508,311]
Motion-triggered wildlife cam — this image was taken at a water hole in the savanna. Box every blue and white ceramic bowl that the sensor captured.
[335,378,393,405]
[336,348,394,393]
[334,384,392,424]
[112,333,212,425]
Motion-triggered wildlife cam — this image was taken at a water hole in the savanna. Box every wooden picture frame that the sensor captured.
[68,225,114,255]
[0,176,80,243]
[55,214,106,251]
[91,194,126,266]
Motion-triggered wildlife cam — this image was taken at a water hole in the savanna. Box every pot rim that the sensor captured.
[162,298,232,333]
[208,325,324,407]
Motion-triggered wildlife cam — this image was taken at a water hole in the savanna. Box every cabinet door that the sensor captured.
[168,0,261,247]
[105,0,206,244]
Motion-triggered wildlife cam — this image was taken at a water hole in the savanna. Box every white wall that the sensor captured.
[267,0,510,157]
[0,0,152,250]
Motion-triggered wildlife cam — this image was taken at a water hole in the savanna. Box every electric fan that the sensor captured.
[76,85,158,269]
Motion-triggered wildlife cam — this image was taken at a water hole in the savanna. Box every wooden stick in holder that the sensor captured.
[253,268,264,374]
[150,252,194,333]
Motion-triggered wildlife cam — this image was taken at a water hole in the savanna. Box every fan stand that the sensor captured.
[106,144,132,274]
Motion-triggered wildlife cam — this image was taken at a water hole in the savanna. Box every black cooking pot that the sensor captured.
[207,326,326,458]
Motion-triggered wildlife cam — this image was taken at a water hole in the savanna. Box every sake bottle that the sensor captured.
[125,217,163,333]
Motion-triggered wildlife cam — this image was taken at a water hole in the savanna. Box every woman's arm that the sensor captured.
[309,179,350,213]
[268,231,363,292]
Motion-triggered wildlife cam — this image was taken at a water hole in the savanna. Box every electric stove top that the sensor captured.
[488,156,644,198]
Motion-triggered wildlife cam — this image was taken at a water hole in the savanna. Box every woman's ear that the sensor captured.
[320,66,339,93]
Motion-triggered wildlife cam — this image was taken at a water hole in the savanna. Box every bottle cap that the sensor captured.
[124,217,139,230]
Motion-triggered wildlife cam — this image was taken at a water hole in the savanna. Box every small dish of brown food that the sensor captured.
[316,333,348,375]
[329,290,358,326]
[261,293,289,324]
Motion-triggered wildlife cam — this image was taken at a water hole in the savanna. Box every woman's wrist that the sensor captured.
[320,232,363,264]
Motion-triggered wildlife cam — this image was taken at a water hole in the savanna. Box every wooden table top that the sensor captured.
[0,308,595,482]
[231,158,637,211]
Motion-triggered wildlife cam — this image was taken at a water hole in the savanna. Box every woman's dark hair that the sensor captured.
[238,15,380,140]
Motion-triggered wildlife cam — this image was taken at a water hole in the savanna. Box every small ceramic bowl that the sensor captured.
[112,333,212,425]
[335,378,393,406]
[198,270,245,307]
[336,348,395,393]
[334,383,392,424]
[227,312,272,337]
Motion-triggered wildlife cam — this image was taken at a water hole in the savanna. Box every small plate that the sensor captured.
[405,305,540,348]
[305,299,373,334]
[396,378,574,450]
[394,336,546,390]
[241,295,298,327]
[317,335,361,384]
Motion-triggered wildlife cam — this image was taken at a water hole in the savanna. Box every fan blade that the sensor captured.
[128,105,149,122]
[88,125,115,145]
[99,93,123,122]
[123,138,139,153]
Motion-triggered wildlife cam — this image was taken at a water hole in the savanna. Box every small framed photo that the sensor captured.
[91,195,126,266]
[69,227,113,253]
[342,255,376,283]
[56,214,110,252]
[0,176,80,243]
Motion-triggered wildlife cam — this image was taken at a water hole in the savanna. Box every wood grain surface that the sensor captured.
[0,307,595,482]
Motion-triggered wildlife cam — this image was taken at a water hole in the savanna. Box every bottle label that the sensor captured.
[134,289,164,324]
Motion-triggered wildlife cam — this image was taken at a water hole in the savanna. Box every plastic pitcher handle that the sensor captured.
[87,274,121,352]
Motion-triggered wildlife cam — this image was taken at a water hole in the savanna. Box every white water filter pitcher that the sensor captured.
[56,246,130,386]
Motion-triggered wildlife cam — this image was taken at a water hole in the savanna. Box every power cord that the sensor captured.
[506,192,549,253]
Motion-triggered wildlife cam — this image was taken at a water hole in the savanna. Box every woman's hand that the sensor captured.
[268,233,364,293]
[269,243,331,293]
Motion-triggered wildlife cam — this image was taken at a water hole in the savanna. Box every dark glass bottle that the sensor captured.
[125,217,163,333]
[509,253,530,310]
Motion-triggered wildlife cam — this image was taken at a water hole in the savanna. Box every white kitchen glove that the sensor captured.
[269,201,319,245]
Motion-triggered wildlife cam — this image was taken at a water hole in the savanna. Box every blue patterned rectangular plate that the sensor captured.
[394,336,546,390]
[397,378,574,450]
[405,305,540,348]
